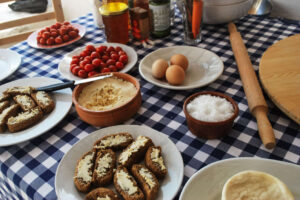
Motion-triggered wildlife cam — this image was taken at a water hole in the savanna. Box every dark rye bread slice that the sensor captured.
[7,107,43,133]
[0,94,10,102]
[74,149,96,193]
[131,164,159,200]
[114,166,144,200]
[85,187,120,200]
[0,104,19,132]
[31,91,55,114]
[92,149,116,187]
[118,136,154,168]
[94,132,133,150]
[4,86,34,96]
[145,146,167,179]
[0,101,10,114]
[13,95,36,111]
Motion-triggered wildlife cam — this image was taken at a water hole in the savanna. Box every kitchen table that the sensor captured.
[0,10,299,200]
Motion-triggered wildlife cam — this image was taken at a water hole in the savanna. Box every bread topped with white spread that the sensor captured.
[74,149,97,193]
[0,94,10,102]
[131,164,159,200]
[13,95,36,111]
[94,132,133,150]
[145,146,167,179]
[114,166,144,200]
[92,149,116,187]
[118,136,154,168]
[4,86,34,96]
[0,101,10,114]
[31,91,55,114]
[0,104,19,132]
[85,187,120,200]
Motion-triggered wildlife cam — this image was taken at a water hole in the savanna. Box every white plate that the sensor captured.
[0,49,22,81]
[55,125,184,200]
[179,157,300,200]
[58,43,138,80]
[0,77,72,146]
[139,46,224,90]
[27,23,86,49]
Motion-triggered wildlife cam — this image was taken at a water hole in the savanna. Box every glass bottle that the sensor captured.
[149,0,171,38]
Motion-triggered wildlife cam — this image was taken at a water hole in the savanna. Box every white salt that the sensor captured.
[186,94,234,122]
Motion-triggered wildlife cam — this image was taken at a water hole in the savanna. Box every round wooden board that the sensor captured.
[259,34,300,125]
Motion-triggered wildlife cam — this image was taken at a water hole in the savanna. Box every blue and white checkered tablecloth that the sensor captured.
[0,9,299,200]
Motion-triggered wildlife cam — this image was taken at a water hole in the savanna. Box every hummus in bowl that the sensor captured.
[73,72,141,127]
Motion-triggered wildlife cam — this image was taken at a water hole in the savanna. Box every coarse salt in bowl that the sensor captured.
[183,91,239,139]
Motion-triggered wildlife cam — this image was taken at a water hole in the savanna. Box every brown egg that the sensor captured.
[170,54,189,70]
[151,59,169,79]
[166,65,185,85]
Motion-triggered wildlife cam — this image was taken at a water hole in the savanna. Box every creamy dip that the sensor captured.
[78,76,137,111]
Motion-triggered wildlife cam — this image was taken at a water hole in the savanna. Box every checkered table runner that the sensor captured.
[0,9,299,200]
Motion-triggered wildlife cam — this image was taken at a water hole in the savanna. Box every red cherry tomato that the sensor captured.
[68,31,78,38]
[88,71,98,78]
[110,51,117,55]
[110,54,119,61]
[59,28,67,35]
[115,61,124,71]
[71,58,79,65]
[50,31,58,37]
[101,55,109,62]
[86,45,96,52]
[72,66,81,75]
[74,28,79,34]
[36,36,42,42]
[84,64,94,72]
[63,34,70,42]
[106,59,116,66]
[91,52,100,59]
[42,32,50,39]
[78,70,88,78]
[46,37,55,45]
[115,46,122,52]
[118,50,127,56]
[119,55,128,64]
[70,64,77,71]
[45,27,51,32]
[108,65,117,72]
[100,62,107,69]
[63,21,70,26]
[72,55,80,60]
[80,60,88,68]
[107,46,115,52]
[56,22,62,28]
[101,67,111,73]
[92,58,101,67]
[39,38,46,45]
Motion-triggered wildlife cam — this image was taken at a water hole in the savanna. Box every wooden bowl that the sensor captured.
[183,91,239,139]
[72,72,142,127]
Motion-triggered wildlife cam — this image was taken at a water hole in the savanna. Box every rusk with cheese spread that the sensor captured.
[85,187,120,200]
[74,149,96,193]
[94,132,133,150]
[131,164,159,200]
[13,95,36,111]
[118,136,154,168]
[114,166,144,200]
[145,146,167,179]
[0,101,10,114]
[31,91,55,114]
[92,149,116,187]
[4,86,34,96]
[0,104,19,132]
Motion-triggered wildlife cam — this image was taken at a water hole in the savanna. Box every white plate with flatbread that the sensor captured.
[55,125,184,200]
[0,77,72,146]
[139,46,224,90]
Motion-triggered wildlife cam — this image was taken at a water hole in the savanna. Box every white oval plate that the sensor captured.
[179,157,300,200]
[139,46,224,90]
[27,23,86,49]
[58,43,138,80]
[55,125,184,200]
[0,49,22,81]
[0,77,72,146]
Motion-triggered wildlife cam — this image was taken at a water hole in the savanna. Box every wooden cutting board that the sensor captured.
[259,34,300,125]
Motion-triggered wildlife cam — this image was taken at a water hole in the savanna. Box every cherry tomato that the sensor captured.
[72,66,81,75]
[70,64,77,71]
[101,55,109,62]
[84,64,94,72]
[63,34,70,42]
[39,38,46,45]
[108,65,117,72]
[78,70,88,78]
[59,28,67,35]
[92,58,101,67]
[42,32,50,39]
[56,22,62,28]
[115,61,124,71]
[118,50,127,56]
[72,55,80,60]
[46,37,55,45]
[119,55,128,64]
[55,36,63,44]
[110,51,117,55]
[107,46,115,52]
[68,31,78,38]
[45,27,51,32]
[83,49,91,56]
[86,45,96,52]
[99,62,107,69]
[83,56,92,64]
[101,67,111,73]
[51,24,57,29]
[110,54,119,61]
[91,52,100,59]
[80,60,88,68]
[74,28,79,34]
[115,46,122,52]
[106,59,116,66]
[71,58,79,65]
[50,31,58,37]
[88,71,98,77]
[63,21,70,26]
[36,36,42,42]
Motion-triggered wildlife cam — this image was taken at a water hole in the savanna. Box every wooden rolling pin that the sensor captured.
[228,22,275,149]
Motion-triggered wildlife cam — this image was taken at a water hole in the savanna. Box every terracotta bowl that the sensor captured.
[72,72,142,127]
[183,91,239,139]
